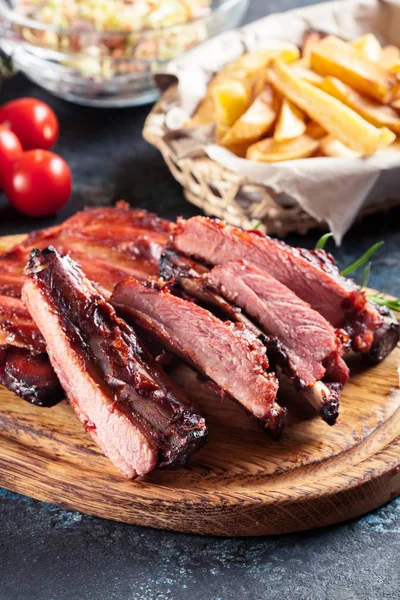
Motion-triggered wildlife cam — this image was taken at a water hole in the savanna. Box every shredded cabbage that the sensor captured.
[16,0,211,79]
[17,0,211,31]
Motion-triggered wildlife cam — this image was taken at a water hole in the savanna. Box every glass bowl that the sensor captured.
[0,0,249,107]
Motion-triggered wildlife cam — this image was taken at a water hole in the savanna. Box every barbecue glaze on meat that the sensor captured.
[0,294,63,405]
[0,202,170,406]
[159,251,348,424]
[171,216,399,361]
[0,347,63,407]
[158,251,262,334]
[22,247,207,478]
[0,201,170,299]
[111,277,285,438]
[0,203,397,451]
[207,260,349,425]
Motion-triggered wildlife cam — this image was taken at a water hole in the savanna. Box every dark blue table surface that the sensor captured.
[0,1,399,599]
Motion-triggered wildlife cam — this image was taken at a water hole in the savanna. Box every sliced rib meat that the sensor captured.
[171,216,399,360]
[111,278,285,438]
[0,347,63,407]
[0,298,60,406]
[158,250,261,333]
[0,202,171,406]
[0,201,170,299]
[0,295,62,405]
[207,260,349,424]
[160,252,348,424]
[0,295,46,352]
[367,303,400,362]
[62,201,171,245]
[22,247,207,478]
[207,260,348,386]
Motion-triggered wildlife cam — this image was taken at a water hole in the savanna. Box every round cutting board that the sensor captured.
[0,234,399,536]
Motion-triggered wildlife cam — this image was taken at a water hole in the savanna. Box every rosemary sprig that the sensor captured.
[313,234,398,312]
[360,262,371,289]
[341,241,384,277]
[367,293,400,313]
[314,232,333,250]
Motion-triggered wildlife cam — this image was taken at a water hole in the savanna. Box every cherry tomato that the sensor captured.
[4,150,72,217]
[0,125,23,188]
[0,98,59,150]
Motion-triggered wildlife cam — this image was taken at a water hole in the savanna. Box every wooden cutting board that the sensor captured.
[0,234,399,537]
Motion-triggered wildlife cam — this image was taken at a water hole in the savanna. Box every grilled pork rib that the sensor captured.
[158,251,262,334]
[171,216,399,360]
[0,348,62,407]
[0,201,170,300]
[111,278,285,438]
[22,248,207,478]
[0,295,63,405]
[207,260,349,424]
[2,204,398,432]
[0,202,170,406]
[159,251,348,424]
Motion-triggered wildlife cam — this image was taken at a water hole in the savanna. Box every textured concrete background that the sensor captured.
[0,1,399,599]
[0,489,399,600]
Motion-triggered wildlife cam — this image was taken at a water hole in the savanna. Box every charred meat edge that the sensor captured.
[22,247,207,478]
[207,260,350,426]
[160,252,347,425]
[0,295,62,406]
[0,204,171,407]
[170,216,399,361]
[0,347,63,407]
[111,277,286,439]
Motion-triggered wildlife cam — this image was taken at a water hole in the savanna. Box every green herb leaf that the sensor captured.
[314,232,334,250]
[0,50,17,79]
[252,221,262,230]
[367,293,400,313]
[341,241,384,277]
[361,262,371,289]
[312,235,396,313]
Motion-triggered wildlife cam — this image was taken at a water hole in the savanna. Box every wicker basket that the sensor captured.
[143,84,400,237]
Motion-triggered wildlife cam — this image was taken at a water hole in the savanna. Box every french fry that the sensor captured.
[252,68,270,98]
[320,135,362,158]
[378,138,400,153]
[246,134,319,162]
[268,59,396,155]
[216,123,230,142]
[190,73,252,126]
[392,81,400,100]
[289,59,324,86]
[222,140,254,158]
[306,121,326,139]
[190,44,299,125]
[310,35,396,103]
[274,99,306,142]
[189,95,215,126]
[233,44,300,73]
[302,31,325,59]
[351,34,381,63]
[380,45,400,69]
[321,76,400,134]
[204,32,400,161]
[220,85,277,147]
[213,81,250,127]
